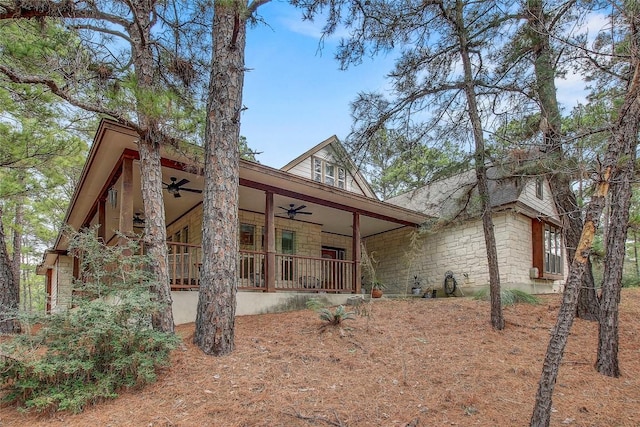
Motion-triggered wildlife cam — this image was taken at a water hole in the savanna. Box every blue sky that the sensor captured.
[240,1,593,169]
[241,1,395,168]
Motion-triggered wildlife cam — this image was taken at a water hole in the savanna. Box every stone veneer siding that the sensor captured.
[363,210,565,295]
[52,255,74,312]
[166,206,348,260]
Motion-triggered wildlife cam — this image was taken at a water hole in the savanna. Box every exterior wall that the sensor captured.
[286,147,367,196]
[237,210,323,257]
[363,211,565,295]
[518,178,558,219]
[167,206,328,259]
[167,205,203,247]
[52,255,74,313]
[321,232,353,260]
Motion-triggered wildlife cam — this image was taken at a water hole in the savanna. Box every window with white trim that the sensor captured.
[532,220,563,278]
[544,224,562,275]
[312,156,347,190]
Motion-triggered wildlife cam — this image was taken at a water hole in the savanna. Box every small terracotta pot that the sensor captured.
[371,289,383,298]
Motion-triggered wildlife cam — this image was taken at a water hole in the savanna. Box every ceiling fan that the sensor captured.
[279,204,312,220]
[163,177,202,198]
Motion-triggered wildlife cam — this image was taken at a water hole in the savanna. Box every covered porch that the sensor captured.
[44,121,428,318]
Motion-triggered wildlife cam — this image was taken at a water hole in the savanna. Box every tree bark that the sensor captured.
[595,59,640,378]
[138,136,174,333]
[194,0,246,355]
[526,0,599,321]
[455,0,503,330]
[0,0,176,333]
[127,2,174,333]
[0,204,21,334]
[530,49,640,427]
[11,200,22,296]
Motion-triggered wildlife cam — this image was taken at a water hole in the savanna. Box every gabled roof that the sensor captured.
[387,165,556,222]
[280,135,378,200]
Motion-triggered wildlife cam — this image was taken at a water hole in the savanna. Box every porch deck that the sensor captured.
[168,242,356,293]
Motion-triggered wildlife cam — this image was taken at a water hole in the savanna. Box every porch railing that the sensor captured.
[274,253,354,292]
[166,242,355,293]
[168,242,201,290]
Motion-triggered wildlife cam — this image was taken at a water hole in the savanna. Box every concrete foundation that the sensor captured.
[171,291,353,325]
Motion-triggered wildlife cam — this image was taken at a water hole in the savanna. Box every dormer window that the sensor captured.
[313,157,346,189]
[536,177,544,199]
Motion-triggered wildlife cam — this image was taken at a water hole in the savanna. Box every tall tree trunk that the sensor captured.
[0,205,21,333]
[11,200,22,296]
[456,0,503,330]
[634,229,639,278]
[595,27,640,374]
[194,0,246,355]
[526,0,599,321]
[128,4,174,333]
[138,136,174,333]
[530,51,640,427]
[595,134,636,377]
[0,1,176,331]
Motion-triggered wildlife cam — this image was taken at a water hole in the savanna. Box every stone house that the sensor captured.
[370,167,567,295]
[38,120,566,323]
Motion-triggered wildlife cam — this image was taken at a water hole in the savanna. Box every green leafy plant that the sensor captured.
[371,280,386,290]
[318,305,356,326]
[473,288,540,306]
[0,228,178,413]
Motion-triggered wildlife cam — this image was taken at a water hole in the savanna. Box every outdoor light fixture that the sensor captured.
[108,187,118,208]
[133,213,145,228]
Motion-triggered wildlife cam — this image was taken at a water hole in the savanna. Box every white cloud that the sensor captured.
[555,12,609,111]
[556,69,589,111]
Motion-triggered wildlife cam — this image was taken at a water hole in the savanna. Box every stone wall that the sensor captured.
[363,211,565,295]
[321,232,352,260]
[53,255,74,312]
[167,206,332,258]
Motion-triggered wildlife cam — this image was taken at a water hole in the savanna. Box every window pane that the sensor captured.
[536,178,544,199]
[281,230,294,254]
[338,167,346,189]
[240,223,255,249]
[281,230,295,281]
[325,164,335,186]
[544,224,562,274]
[313,158,322,182]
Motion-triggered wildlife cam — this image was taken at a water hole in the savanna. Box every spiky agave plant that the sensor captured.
[318,305,356,326]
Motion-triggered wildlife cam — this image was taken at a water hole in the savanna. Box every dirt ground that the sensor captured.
[1,289,639,427]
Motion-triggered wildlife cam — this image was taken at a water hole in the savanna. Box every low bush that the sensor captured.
[0,229,178,413]
[473,288,540,306]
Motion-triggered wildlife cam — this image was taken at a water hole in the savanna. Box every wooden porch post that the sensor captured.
[97,197,106,242]
[118,157,134,248]
[352,212,361,294]
[265,191,276,292]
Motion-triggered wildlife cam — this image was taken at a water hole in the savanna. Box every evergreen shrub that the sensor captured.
[0,228,178,413]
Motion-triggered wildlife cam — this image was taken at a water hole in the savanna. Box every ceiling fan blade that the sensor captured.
[175,178,190,187]
[297,211,312,215]
[294,205,307,212]
[278,206,289,211]
[181,188,202,193]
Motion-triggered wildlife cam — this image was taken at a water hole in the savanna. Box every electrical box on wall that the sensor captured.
[529,267,539,279]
